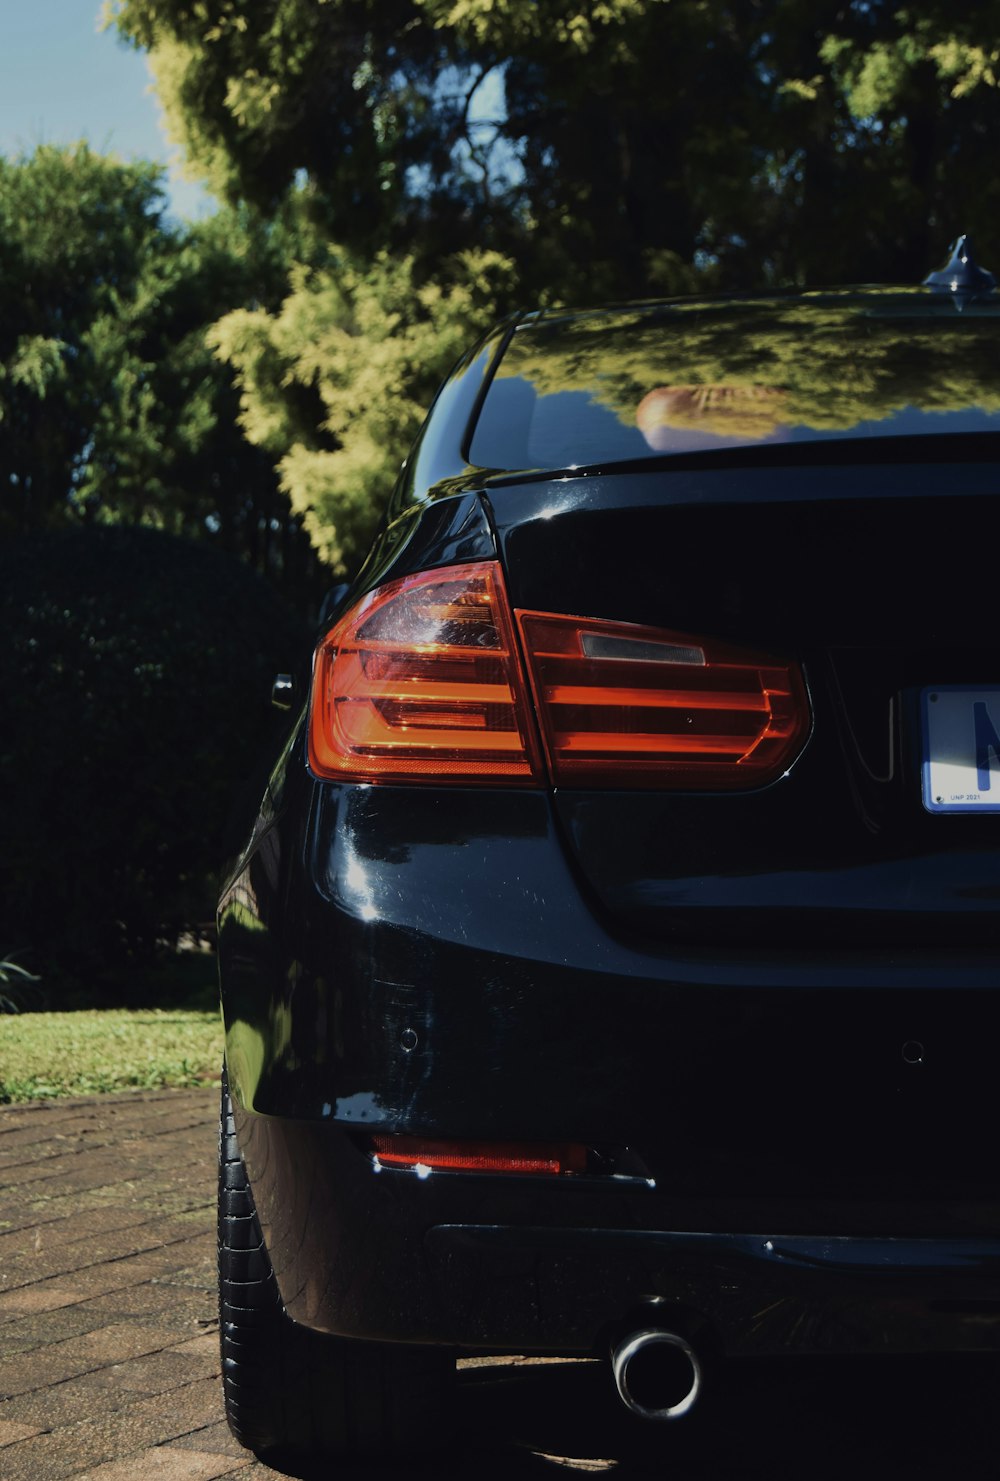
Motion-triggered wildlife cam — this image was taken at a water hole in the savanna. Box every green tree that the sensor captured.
[102,0,1000,569]
[211,243,518,572]
[780,3,1000,283]
[0,144,326,595]
[106,0,1000,294]
[105,0,750,290]
[0,527,309,979]
[0,144,167,533]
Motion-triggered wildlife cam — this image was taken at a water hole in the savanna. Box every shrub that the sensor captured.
[0,528,308,985]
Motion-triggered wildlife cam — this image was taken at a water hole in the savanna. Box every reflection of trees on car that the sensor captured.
[490,298,1000,447]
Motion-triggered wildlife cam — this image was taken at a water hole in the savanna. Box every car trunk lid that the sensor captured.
[487,459,1000,948]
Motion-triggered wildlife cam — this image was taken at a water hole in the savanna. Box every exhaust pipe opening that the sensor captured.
[612,1329,702,1422]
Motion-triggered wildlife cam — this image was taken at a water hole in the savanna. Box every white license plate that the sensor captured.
[922,687,1000,813]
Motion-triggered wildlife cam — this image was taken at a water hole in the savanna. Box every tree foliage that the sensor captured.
[211,243,517,570]
[96,0,1000,566]
[0,143,326,596]
[0,528,308,979]
[8,5,1000,573]
[0,145,167,534]
[106,0,1000,289]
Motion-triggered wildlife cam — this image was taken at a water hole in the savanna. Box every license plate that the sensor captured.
[922,687,1000,813]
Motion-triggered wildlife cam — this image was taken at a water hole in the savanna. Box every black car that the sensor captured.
[217,242,1000,1467]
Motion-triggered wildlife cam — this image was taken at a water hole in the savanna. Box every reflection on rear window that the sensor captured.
[469,297,1000,472]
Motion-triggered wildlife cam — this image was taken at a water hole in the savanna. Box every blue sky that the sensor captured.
[0,0,211,219]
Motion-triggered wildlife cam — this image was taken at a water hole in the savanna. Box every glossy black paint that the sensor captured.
[230,1109,1000,1357]
[220,733,1000,1354]
[219,287,1000,1368]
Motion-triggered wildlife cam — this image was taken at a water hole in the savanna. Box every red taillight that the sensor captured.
[516,611,810,789]
[308,562,544,784]
[370,1135,587,1176]
[308,560,809,790]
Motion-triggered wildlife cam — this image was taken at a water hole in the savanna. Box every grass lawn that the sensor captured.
[0,1006,223,1102]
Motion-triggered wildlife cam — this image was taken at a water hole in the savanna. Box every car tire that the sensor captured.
[218,1068,454,1464]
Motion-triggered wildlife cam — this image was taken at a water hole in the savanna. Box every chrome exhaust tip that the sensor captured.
[611,1328,702,1421]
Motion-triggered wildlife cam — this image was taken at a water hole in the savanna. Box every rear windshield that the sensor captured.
[469,294,1000,472]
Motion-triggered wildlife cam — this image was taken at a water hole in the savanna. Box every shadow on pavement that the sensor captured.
[276,1350,998,1480]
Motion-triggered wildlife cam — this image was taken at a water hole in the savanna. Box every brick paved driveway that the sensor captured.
[1,1087,998,1480]
[0,1089,260,1480]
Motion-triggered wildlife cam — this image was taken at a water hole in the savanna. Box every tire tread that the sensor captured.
[217,1068,452,1463]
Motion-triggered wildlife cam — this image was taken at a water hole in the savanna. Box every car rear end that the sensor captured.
[219,289,1000,1396]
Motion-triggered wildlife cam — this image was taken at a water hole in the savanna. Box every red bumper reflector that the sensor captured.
[369,1135,587,1176]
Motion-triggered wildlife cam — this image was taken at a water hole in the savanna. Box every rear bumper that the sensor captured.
[219,764,1000,1359]
[429,1225,1000,1358]
[230,1103,1000,1358]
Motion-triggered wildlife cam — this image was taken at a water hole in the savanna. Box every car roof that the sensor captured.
[468,287,1000,474]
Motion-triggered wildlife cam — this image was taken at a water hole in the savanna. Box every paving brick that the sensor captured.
[0,1255,169,1313]
[171,1333,220,1357]
[0,1284,89,1316]
[1,1222,215,1291]
[0,1374,224,1480]
[0,1180,200,1238]
[169,1420,247,1459]
[76,1319,197,1363]
[0,1098,211,1154]
[0,1194,210,1252]
[0,1282,210,1350]
[74,1446,251,1480]
[82,1345,221,1398]
[0,1372,144,1430]
[0,1419,44,1446]
[0,1321,187,1397]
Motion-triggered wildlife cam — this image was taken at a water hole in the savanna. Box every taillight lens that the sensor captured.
[308,560,809,790]
[308,561,544,784]
[516,611,810,789]
[370,1134,587,1176]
